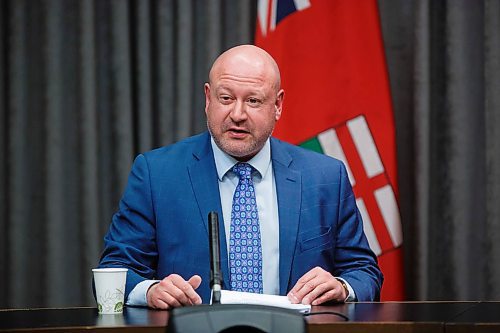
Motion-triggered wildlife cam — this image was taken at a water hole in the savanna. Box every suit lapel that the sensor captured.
[271,139,302,295]
[187,133,230,288]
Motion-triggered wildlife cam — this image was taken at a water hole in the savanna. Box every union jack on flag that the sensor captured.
[258,0,311,36]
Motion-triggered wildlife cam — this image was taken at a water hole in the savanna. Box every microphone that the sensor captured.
[208,211,223,304]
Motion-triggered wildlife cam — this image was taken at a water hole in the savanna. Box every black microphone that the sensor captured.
[208,211,223,304]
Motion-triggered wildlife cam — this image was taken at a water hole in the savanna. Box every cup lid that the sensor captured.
[92,268,128,272]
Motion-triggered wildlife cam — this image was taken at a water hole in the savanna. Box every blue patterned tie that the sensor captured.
[229,163,263,293]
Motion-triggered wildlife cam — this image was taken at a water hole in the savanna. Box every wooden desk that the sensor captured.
[445,302,500,333]
[0,302,499,332]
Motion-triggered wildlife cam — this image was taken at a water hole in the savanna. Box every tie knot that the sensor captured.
[232,163,253,180]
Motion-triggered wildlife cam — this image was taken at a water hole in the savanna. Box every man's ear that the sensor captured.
[204,83,211,115]
[274,89,285,121]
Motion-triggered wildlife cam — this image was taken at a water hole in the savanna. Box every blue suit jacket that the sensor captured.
[99,132,383,303]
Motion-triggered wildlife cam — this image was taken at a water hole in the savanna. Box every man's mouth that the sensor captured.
[227,127,250,138]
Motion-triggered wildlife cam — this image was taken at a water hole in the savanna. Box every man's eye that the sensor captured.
[248,98,261,105]
[219,96,232,103]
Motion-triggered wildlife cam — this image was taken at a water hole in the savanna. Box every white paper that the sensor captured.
[219,290,311,313]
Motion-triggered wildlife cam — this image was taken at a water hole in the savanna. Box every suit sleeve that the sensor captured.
[98,154,158,299]
[334,162,384,301]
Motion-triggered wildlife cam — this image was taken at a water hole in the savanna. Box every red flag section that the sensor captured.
[255,0,404,300]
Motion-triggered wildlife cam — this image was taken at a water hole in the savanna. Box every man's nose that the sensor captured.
[229,100,248,122]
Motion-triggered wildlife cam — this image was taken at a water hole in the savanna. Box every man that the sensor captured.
[98,45,383,309]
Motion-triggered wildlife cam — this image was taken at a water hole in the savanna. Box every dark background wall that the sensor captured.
[1,0,499,308]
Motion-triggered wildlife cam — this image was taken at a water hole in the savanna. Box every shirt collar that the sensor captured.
[211,136,272,180]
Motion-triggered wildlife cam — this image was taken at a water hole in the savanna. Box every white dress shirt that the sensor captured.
[211,137,280,295]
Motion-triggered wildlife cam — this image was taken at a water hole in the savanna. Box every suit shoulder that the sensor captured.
[137,132,209,167]
[272,137,344,169]
[142,132,207,157]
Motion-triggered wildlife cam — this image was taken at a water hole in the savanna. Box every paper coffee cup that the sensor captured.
[93,268,128,314]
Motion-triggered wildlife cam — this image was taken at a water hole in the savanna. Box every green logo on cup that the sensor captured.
[97,289,124,313]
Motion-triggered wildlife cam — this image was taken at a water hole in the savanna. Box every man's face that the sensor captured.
[205,61,283,161]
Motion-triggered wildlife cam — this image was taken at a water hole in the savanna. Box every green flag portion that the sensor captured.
[299,137,323,154]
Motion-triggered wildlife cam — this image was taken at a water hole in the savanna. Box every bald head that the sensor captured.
[208,45,281,93]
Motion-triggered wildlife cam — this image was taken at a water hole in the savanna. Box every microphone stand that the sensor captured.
[208,212,223,304]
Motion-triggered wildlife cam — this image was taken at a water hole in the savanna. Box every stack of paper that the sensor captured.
[219,290,311,313]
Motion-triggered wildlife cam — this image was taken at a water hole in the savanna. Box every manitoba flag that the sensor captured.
[255,0,404,300]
